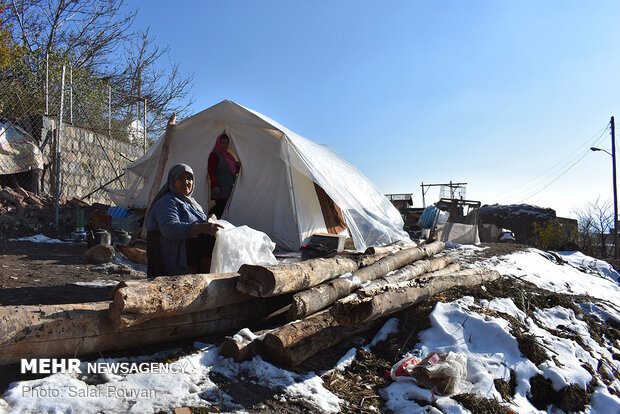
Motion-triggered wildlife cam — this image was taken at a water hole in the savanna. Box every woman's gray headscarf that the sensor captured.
[150,163,205,215]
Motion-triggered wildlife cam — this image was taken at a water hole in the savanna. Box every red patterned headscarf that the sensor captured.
[214,131,238,174]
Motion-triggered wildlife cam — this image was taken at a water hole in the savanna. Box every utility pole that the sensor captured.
[612,116,618,259]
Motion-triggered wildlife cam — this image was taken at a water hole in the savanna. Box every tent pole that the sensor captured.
[284,135,302,247]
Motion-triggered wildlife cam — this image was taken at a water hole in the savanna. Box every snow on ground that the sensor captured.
[7,234,73,243]
[3,245,620,413]
[0,343,342,414]
[72,279,122,288]
[382,246,620,413]
[482,247,620,306]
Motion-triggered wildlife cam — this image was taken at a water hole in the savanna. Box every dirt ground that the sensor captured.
[0,239,145,306]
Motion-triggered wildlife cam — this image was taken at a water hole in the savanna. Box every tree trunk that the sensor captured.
[364,242,420,255]
[262,309,378,366]
[109,272,251,328]
[0,297,288,366]
[356,260,459,295]
[237,251,391,298]
[286,243,448,320]
[352,241,444,285]
[331,269,501,325]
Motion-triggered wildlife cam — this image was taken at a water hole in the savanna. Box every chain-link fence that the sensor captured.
[0,54,163,205]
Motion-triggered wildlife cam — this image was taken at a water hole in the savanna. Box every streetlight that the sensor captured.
[590,115,618,259]
[590,147,612,156]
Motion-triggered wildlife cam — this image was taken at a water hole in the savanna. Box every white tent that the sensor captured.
[112,100,409,251]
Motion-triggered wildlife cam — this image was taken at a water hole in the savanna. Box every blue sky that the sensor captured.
[128,0,620,218]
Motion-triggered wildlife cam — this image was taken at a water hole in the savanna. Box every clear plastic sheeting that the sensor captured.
[210,220,278,274]
[0,122,44,175]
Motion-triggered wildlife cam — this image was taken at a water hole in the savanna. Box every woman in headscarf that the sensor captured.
[146,164,223,277]
[207,131,240,218]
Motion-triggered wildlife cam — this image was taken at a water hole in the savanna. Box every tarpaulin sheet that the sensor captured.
[0,122,43,175]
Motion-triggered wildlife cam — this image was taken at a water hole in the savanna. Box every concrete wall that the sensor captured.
[39,116,144,204]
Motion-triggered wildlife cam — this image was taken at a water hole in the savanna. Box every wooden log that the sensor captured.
[13,186,30,199]
[286,243,447,320]
[331,269,501,326]
[237,252,391,298]
[0,297,288,366]
[25,196,43,207]
[261,309,378,366]
[352,241,445,284]
[363,241,421,255]
[355,259,460,295]
[221,328,269,362]
[109,272,252,328]
[117,245,147,265]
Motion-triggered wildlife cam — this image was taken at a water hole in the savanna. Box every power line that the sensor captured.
[494,124,609,198]
[517,147,592,203]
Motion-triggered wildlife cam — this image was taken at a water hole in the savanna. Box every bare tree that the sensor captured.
[112,29,194,136]
[574,198,613,258]
[6,0,135,70]
[4,0,194,137]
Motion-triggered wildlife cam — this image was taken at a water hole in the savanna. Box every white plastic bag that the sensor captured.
[391,351,468,395]
[210,220,278,273]
[409,351,468,395]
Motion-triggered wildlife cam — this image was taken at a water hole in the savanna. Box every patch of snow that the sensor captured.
[579,301,620,323]
[8,234,72,243]
[379,382,437,413]
[588,385,620,412]
[445,242,487,251]
[365,317,399,349]
[332,347,357,372]
[72,279,120,288]
[483,248,620,305]
[529,305,616,391]
[558,250,620,283]
[484,297,527,322]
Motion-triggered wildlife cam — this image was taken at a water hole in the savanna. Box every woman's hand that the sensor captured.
[202,222,224,235]
[190,222,224,237]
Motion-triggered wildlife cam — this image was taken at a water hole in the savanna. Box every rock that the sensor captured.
[85,244,115,263]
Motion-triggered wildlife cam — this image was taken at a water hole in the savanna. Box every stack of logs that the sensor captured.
[0,241,499,366]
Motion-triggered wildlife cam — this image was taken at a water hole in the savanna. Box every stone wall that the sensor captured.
[39,116,144,204]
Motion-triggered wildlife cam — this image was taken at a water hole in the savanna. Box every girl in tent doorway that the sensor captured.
[208,131,240,218]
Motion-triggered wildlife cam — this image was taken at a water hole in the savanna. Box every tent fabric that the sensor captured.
[111,100,410,251]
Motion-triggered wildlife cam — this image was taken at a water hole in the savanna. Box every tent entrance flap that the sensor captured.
[314,183,346,234]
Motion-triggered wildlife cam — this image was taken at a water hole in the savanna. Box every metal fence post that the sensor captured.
[69,65,73,124]
[136,99,139,144]
[55,65,66,231]
[108,84,112,139]
[45,53,49,115]
[143,98,147,153]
